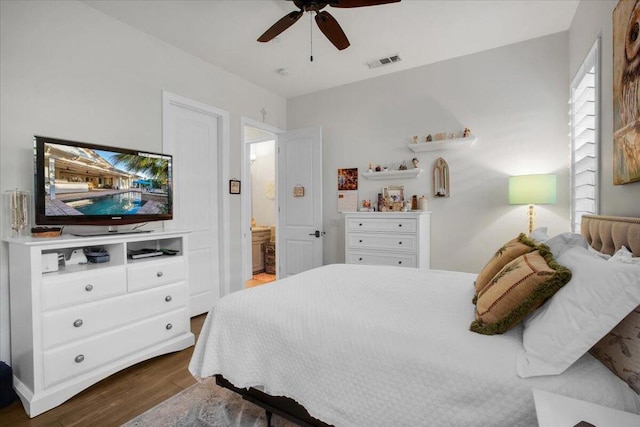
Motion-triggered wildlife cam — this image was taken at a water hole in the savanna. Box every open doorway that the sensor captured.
[243,123,278,288]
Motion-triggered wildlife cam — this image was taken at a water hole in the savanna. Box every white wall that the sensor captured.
[250,140,276,227]
[0,0,286,361]
[569,0,640,216]
[288,32,571,273]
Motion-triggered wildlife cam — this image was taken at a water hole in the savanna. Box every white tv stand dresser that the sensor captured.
[5,230,194,417]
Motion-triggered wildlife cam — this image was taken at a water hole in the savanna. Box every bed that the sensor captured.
[189,215,640,426]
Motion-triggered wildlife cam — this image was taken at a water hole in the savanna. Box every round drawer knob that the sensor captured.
[85,284,93,292]
[359,223,363,226]
[157,271,163,278]
[398,261,402,265]
[398,224,403,227]
[166,323,173,330]
[73,319,83,328]
[74,354,85,363]
[165,295,172,302]
[359,239,363,243]
[398,241,402,245]
[358,257,363,261]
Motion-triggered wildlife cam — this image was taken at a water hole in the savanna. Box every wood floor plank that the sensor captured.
[0,314,207,427]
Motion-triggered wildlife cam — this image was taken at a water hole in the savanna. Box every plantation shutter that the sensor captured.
[570,39,600,232]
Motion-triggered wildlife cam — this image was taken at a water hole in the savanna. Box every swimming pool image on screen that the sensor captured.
[66,192,144,215]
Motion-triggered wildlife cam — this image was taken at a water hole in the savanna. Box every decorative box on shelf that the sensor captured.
[361,168,423,180]
[408,135,477,152]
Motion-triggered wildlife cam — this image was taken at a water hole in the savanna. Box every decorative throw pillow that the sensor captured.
[470,245,571,335]
[590,306,640,393]
[473,233,537,304]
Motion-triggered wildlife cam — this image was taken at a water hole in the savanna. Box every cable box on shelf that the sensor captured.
[127,248,164,259]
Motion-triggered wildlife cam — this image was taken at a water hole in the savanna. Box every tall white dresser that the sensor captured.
[344,212,431,268]
[5,231,194,417]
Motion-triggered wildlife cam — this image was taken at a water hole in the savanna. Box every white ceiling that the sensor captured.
[82,0,579,99]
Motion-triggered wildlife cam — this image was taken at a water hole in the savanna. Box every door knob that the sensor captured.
[308,230,325,238]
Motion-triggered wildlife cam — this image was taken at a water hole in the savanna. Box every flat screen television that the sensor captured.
[34,135,173,229]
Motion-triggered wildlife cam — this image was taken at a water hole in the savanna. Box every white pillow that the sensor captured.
[516,245,640,378]
[543,232,588,259]
[588,245,611,260]
[609,245,640,265]
[529,227,549,243]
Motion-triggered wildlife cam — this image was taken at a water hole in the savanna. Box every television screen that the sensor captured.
[34,136,173,226]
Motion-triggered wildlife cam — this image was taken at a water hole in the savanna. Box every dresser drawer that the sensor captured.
[346,217,417,233]
[347,232,417,252]
[346,251,416,268]
[127,257,185,292]
[42,282,188,350]
[43,308,189,388]
[42,267,127,311]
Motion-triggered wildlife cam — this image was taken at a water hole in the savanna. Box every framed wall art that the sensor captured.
[612,0,640,185]
[229,179,241,195]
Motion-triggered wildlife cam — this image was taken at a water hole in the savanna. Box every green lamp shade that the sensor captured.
[509,174,557,205]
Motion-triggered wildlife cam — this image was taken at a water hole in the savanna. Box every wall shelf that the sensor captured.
[408,135,477,152]
[361,168,423,180]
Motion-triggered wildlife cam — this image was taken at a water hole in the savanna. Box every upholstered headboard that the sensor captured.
[581,214,640,257]
[582,214,640,394]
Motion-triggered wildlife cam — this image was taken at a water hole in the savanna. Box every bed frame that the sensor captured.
[214,375,332,427]
[581,214,640,256]
[215,214,640,427]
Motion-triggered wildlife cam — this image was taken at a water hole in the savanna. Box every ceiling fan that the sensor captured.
[257,0,401,51]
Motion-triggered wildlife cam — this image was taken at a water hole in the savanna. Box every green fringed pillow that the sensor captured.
[473,233,538,304]
[470,245,571,335]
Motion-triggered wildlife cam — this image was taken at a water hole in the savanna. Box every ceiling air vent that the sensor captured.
[367,54,402,69]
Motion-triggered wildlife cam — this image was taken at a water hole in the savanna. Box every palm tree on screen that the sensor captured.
[111,153,169,187]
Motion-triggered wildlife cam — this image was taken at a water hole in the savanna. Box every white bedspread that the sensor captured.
[189,264,640,427]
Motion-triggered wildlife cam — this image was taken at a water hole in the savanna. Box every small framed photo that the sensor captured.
[229,179,241,195]
[383,185,404,203]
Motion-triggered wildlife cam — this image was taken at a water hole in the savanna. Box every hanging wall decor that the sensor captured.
[612,0,640,184]
[229,179,241,195]
[337,168,358,212]
[432,157,450,198]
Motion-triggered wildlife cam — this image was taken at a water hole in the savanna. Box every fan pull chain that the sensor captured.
[309,11,313,62]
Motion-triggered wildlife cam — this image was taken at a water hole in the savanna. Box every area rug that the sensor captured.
[123,377,298,427]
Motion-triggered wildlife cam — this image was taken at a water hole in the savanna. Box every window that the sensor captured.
[570,38,600,232]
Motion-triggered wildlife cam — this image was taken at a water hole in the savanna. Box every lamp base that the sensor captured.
[528,204,535,235]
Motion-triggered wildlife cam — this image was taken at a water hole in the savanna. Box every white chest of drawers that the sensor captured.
[344,212,431,268]
[5,231,194,417]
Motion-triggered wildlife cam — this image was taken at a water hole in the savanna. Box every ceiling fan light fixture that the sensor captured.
[257,0,402,51]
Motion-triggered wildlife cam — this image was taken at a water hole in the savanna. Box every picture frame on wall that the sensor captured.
[612,0,640,185]
[229,179,241,195]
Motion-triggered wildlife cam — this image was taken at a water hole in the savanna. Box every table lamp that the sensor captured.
[509,174,557,234]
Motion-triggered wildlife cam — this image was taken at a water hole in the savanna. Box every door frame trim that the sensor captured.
[162,91,231,297]
[240,117,283,284]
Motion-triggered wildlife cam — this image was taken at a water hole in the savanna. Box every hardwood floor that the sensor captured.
[0,314,207,427]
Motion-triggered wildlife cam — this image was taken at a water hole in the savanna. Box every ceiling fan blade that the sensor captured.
[257,10,304,42]
[315,11,350,50]
[329,0,401,8]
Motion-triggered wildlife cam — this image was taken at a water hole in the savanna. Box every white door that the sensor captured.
[162,92,225,316]
[277,127,323,278]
